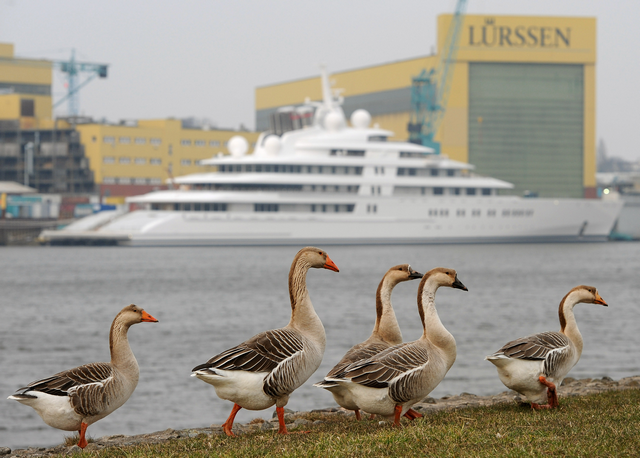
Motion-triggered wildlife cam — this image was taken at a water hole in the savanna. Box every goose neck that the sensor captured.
[559,291,583,355]
[287,259,325,346]
[372,277,402,345]
[418,279,455,355]
[109,319,139,375]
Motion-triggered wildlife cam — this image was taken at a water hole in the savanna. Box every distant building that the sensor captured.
[256,15,597,199]
[0,42,259,201]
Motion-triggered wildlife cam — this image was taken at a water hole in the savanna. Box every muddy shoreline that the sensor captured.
[3,375,639,457]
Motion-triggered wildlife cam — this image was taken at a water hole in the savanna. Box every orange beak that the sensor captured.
[324,255,339,272]
[141,310,159,322]
[594,292,608,307]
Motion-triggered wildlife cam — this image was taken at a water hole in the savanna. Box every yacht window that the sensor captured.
[434,187,444,195]
[488,209,496,217]
[256,164,262,172]
[174,203,180,211]
[318,166,324,173]
[472,209,481,217]
[381,167,385,175]
[322,205,327,212]
[183,203,191,211]
[265,165,272,172]
[482,188,492,196]
[334,205,339,212]
[457,209,465,217]
[447,169,455,177]
[355,167,363,175]
[306,166,312,173]
[429,209,437,216]
[452,187,460,195]
[421,187,426,195]
[373,205,377,213]
[368,135,387,142]
[332,167,336,174]
[375,167,379,174]
[194,203,202,211]
[255,204,279,212]
[311,204,316,212]
[246,165,253,172]
[430,169,438,177]
[466,188,476,195]
[408,168,416,176]
[440,209,449,216]
[347,150,365,156]
[274,165,280,173]
[503,210,510,216]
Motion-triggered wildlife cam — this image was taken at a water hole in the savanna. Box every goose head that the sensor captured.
[421,267,468,291]
[296,247,339,272]
[572,285,608,307]
[385,264,423,285]
[117,304,159,326]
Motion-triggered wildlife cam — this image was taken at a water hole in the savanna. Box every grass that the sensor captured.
[59,389,639,457]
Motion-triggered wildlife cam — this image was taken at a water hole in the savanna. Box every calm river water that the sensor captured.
[1,243,639,449]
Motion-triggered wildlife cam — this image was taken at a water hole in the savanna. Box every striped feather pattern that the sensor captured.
[192,328,304,376]
[337,342,430,398]
[325,342,390,378]
[493,331,570,360]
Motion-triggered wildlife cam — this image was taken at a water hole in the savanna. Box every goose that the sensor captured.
[485,285,607,409]
[191,247,339,436]
[324,268,467,426]
[8,304,158,449]
[314,264,423,420]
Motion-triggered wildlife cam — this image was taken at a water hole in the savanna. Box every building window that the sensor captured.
[150,158,162,165]
[181,139,191,146]
[103,177,115,184]
[119,157,131,164]
[118,177,131,184]
[254,203,278,212]
[135,137,146,145]
[181,159,192,166]
[195,140,206,147]
[103,136,115,144]
[209,140,220,147]
[103,156,115,164]
[466,188,476,195]
[134,178,147,185]
[149,178,162,185]
[150,138,162,146]
[119,137,131,144]
[134,157,146,165]
[92,136,97,143]
[20,99,35,117]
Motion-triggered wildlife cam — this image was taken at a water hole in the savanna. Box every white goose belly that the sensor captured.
[194,369,275,411]
[10,393,82,431]
[326,385,359,411]
[339,384,417,418]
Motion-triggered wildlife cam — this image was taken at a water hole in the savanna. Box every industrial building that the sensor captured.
[256,14,597,199]
[0,42,259,203]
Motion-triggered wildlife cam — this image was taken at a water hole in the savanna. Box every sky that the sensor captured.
[1,0,639,160]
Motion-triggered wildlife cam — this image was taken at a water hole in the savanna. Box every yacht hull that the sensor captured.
[40,197,623,247]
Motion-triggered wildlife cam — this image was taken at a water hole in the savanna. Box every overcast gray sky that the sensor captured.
[1,0,638,160]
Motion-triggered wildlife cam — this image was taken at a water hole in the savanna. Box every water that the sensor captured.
[1,243,639,449]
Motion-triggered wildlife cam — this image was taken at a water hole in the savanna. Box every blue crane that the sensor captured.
[53,49,108,117]
[407,0,467,154]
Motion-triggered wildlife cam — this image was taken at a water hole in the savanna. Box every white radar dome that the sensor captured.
[324,112,344,131]
[264,135,282,156]
[350,109,371,129]
[228,136,249,157]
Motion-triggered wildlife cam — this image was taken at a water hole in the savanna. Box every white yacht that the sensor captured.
[41,72,622,246]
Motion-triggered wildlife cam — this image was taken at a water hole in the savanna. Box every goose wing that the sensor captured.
[337,342,429,388]
[489,331,572,377]
[193,328,304,373]
[326,341,391,378]
[15,363,115,417]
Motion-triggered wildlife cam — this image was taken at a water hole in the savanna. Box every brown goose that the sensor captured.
[314,264,422,420]
[485,285,607,409]
[8,304,158,448]
[191,247,339,436]
[324,268,467,426]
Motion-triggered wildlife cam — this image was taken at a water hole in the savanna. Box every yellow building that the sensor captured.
[0,42,259,199]
[256,15,597,199]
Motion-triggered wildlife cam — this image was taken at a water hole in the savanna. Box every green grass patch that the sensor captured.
[64,389,640,457]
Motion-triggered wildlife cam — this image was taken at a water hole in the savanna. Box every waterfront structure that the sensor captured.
[0,42,259,200]
[256,15,597,199]
[40,71,621,246]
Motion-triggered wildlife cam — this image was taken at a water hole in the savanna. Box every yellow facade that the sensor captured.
[255,15,597,194]
[76,121,259,185]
